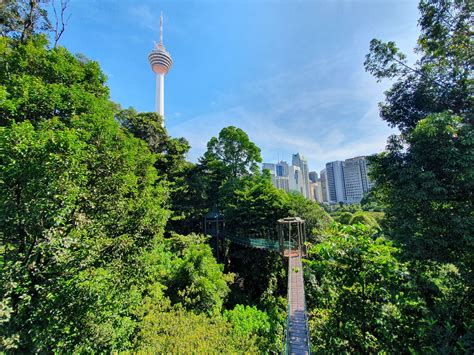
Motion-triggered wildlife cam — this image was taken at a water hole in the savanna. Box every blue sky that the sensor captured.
[59,0,420,172]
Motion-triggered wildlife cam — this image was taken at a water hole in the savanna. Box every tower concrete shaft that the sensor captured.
[156,74,165,117]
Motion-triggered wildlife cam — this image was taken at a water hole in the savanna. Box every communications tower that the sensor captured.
[148,13,173,126]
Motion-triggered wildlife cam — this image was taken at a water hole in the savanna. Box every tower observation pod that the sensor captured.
[148,13,173,127]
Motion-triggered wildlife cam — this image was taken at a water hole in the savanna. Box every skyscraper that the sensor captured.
[314,180,324,202]
[320,169,328,203]
[262,161,290,193]
[309,171,318,183]
[262,163,276,174]
[292,153,310,199]
[323,156,373,204]
[288,165,304,195]
[262,156,314,198]
[262,163,277,185]
[326,161,346,203]
[148,13,173,127]
[343,156,372,203]
[276,161,289,177]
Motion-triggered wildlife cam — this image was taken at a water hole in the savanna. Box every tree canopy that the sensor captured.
[361,0,473,351]
[364,0,473,133]
[202,126,262,179]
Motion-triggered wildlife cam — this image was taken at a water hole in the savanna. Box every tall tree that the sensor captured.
[364,0,473,133]
[0,0,51,42]
[364,0,473,350]
[364,0,474,265]
[116,108,190,182]
[0,32,171,352]
[202,126,262,180]
[198,126,262,211]
[116,108,206,235]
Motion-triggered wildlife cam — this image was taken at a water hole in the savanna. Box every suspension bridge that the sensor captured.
[205,215,311,354]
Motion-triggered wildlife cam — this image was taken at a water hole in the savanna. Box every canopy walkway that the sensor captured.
[224,233,311,354]
[286,251,311,354]
[219,218,311,354]
[204,214,311,354]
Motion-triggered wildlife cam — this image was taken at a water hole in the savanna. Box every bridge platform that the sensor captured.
[287,254,310,354]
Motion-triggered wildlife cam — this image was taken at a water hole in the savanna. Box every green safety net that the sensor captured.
[223,235,295,251]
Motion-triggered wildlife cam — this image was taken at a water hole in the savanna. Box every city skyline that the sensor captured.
[55,0,420,172]
[263,153,373,204]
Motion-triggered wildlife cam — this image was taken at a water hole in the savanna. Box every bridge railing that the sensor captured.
[283,243,292,354]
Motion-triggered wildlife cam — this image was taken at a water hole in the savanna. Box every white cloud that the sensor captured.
[168,57,398,171]
[130,4,159,34]
[166,8,418,172]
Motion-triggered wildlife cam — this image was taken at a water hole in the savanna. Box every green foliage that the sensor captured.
[203,126,262,179]
[360,188,386,212]
[116,108,201,235]
[225,304,271,350]
[364,0,473,133]
[136,306,258,353]
[0,33,246,353]
[0,36,110,126]
[333,210,383,228]
[165,234,233,316]
[221,172,288,235]
[305,223,424,353]
[167,163,210,234]
[116,108,190,182]
[0,117,169,351]
[365,211,385,224]
[5,1,472,353]
[413,261,474,352]
[0,33,171,353]
[370,113,473,266]
[0,0,52,42]
[285,192,333,237]
[197,126,263,216]
[364,1,473,350]
[335,212,353,225]
[349,211,381,229]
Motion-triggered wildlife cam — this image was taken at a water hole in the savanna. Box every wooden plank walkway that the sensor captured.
[288,254,310,354]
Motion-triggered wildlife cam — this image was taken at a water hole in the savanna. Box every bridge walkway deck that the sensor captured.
[288,254,310,354]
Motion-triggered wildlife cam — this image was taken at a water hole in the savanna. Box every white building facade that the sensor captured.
[263,154,312,198]
[325,156,373,204]
[320,169,329,203]
[292,153,311,199]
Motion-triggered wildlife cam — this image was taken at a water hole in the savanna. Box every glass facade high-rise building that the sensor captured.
[343,157,372,203]
[326,161,346,203]
[292,153,310,199]
[276,161,289,177]
[320,169,328,203]
[308,171,318,183]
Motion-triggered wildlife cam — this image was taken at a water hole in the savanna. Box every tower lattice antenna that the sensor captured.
[160,12,163,44]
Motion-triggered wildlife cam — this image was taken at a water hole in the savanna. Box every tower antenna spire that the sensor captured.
[160,11,163,44]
